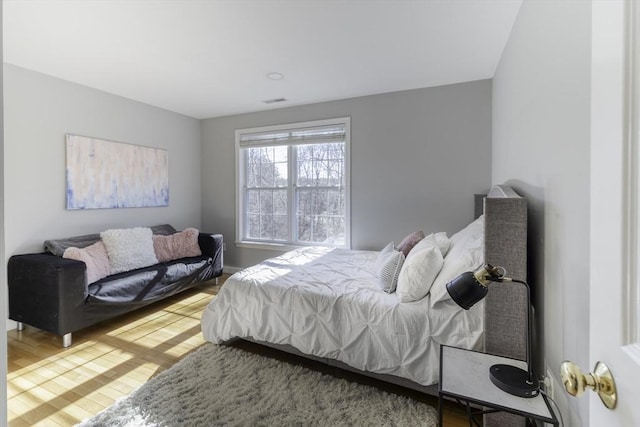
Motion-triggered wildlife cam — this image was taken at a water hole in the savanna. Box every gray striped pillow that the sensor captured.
[376,242,405,293]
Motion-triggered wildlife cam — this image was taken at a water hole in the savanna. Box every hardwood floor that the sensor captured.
[7,274,470,426]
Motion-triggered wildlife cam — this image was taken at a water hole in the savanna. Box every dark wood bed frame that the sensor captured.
[229,185,528,425]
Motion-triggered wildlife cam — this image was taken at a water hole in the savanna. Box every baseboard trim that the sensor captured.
[6,319,17,332]
[223,265,243,274]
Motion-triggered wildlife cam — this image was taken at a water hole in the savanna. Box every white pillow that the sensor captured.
[429,215,485,307]
[375,242,405,293]
[396,233,445,303]
[100,227,159,274]
[430,231,451,256]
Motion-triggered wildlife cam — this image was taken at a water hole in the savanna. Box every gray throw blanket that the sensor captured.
[44,224,177,256]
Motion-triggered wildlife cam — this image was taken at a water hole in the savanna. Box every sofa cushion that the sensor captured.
[62,241,112,284]
[101,227,159,274]
[87,257,211,304]
[153,227,202,262]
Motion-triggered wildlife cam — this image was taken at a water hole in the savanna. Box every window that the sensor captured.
[236,118,350,249]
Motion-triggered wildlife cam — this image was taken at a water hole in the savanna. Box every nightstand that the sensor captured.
[438,345,558,426]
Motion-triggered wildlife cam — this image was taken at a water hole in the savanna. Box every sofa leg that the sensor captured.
[16,322,24,332]
[62,333,72,348]
[215,277,219,285]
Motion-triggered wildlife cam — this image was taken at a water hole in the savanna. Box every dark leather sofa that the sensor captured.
[8,225,223,347]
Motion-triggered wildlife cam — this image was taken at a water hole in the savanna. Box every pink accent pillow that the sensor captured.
[63,241,112,284]
[397,230,426,257]
[152,227,202,263]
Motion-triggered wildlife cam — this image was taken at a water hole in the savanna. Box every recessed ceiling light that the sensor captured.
[266,72,284,80]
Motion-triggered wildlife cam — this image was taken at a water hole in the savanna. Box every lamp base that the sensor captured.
[489,364,539,398]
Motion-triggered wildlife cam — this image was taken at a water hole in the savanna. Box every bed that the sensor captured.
[201,185,528,402]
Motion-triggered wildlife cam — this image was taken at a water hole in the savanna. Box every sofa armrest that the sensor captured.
[8,253,88,335]
[198,233,223,276]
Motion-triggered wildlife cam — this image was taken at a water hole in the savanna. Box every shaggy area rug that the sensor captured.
[78,343,438,426]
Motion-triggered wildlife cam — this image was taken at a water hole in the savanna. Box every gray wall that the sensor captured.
[3,64,203,328]
[202,80,492,268]
[492,1,591,425]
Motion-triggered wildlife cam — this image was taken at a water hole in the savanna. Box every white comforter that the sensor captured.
[201,246,484,386]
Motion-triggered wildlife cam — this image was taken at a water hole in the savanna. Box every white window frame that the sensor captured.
[235,117,351,251]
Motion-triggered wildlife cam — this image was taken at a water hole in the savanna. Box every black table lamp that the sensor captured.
[446,264,539,398]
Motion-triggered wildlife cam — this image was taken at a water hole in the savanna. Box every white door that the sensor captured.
[590,1,640,425]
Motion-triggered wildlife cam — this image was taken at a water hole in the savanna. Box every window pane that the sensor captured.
[274,214,288,241]
[260,161,275,187]
[260,214,274,240]
[274,189,287,214]
[296,143,344,187]
[254,213,287,242]
[244,188,289,241]
[246,149,260,187]
[247,214,260,239]
[259,190,273,214]
[246,190,260,214]
[297,188,312,216]
[246,146,288,188]
[325,189,345,214]
[274,146,288,186]
[325,143,345,186]
[297,214,311,242]
[329,217,346,246]
[296,188,345,244]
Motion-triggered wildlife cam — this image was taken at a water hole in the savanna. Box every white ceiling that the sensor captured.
[3,0,522,120]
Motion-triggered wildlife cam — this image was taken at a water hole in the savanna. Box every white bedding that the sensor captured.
[201,246,484,386]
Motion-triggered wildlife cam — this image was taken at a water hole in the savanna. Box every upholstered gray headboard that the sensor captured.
[478,185,528,360]
[477,185,528,427]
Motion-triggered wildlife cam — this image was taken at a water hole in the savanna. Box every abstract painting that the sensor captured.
[66,134,169,209]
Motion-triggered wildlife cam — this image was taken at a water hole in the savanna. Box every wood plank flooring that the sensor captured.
[7,274,470,426]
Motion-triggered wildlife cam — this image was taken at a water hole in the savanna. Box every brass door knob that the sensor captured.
[560,360,617,409]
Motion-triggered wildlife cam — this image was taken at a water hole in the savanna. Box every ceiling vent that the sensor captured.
[262,98,287,104]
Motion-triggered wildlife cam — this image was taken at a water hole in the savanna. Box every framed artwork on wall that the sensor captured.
[65,134,169,209]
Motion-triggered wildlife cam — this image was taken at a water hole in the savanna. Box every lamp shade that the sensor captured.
[446,271,489,309]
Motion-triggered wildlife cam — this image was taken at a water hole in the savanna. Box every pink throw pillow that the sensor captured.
[397,230,426,257]
[152,227,202,263]
[63,241,112,284]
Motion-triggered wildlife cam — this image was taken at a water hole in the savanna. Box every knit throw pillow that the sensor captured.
[397,230,426,257]
[100,227,159,274]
